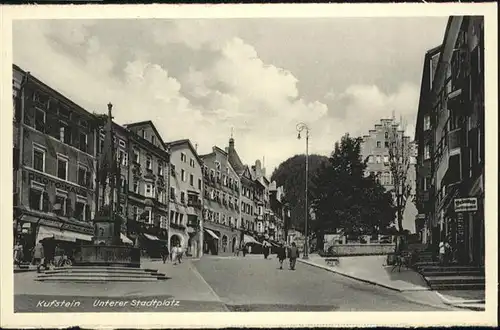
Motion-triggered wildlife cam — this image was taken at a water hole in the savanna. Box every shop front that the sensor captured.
[203,222,240,256]
[14,209,94,264]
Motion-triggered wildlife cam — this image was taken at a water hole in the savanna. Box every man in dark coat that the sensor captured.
[288,242,299,270]
[277,243,287,269]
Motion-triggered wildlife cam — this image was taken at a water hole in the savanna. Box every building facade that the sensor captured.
[417,16,484,265]
[415,45,442,244]
[13,65,96,261]
[269,182,286,242]
[166,139,203,258]
[200,146,241,255]
[360,118,418,233]
[123,121,170,256]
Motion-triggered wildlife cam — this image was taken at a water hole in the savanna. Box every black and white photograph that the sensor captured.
[1,3,497,328]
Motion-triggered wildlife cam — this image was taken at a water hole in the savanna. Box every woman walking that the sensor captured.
[277,242,287,269]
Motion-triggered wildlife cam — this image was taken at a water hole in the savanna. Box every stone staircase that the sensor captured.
[36,266,169,282]
[415,264,485,290]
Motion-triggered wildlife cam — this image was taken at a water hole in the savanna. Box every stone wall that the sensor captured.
[328,243,396,256]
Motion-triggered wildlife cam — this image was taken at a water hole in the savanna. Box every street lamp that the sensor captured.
[296,122,310,260]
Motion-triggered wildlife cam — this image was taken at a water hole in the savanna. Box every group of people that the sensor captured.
[276,242,300,270]
[161,243,184,265]
[439,238,454,265]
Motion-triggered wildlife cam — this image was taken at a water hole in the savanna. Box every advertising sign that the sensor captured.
[454,197,478,213]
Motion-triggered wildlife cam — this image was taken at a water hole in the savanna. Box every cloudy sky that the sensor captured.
[13,17,448,174]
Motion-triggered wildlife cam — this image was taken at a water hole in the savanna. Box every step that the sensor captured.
[38,272,165,279]
[44,268,158,275]
[419,266,483,273]
[35,276,162,282]
[425,275,485,285]
[54,266,157,272]
[430,283,485,290]
[421,270,483,277]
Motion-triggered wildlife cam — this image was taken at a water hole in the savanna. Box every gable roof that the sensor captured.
[123,120,167,148]
[165,139,203,166]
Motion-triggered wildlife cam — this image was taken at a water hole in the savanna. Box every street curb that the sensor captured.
[188,261,230,312]
[435,292,485,311]
[298,259,429,293]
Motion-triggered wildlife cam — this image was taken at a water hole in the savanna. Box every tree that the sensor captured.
[271,154,329,231]
[384,120,416,233]
[311,134,394,242]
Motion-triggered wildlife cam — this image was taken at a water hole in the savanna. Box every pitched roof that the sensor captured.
[165,139,203,166]
[123,120,167,147]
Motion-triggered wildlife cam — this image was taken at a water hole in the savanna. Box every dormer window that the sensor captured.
[151,136,156,145]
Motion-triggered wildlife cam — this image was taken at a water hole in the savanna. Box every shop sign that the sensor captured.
[454,197,478,212]
[39,218,94,235]
[25,169,88,196]
[456,213,465,245]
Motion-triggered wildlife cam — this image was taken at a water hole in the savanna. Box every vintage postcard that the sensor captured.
[0,3,497,328]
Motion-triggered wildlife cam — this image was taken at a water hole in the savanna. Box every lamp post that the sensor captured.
[296,122,310,260]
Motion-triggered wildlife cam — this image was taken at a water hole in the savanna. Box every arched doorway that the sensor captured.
[221,235,228,253]
[232,237,237,253]
[170,234,181,249]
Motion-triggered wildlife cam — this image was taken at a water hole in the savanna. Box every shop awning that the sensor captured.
[121,233,133,245]
[243,234,262,245]
[143,233,160,241]
[204,228,219,240]
[37,226,93,243]
[268,241,280,247]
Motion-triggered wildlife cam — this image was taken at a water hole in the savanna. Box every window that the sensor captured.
[78,165,90,187]
[215,161,221,171]
[79,133,87,152]
[151,136,156,145]
[180,191,186,204]
[384,132,389,139]
[146,156,152,170]
[171,164,176,176]
[119,149,128,166]
[34,108,46,132]
[29,187,43,210]
[145,183,153,197]
[198,178,202,190]
[181,153,187,162]
[133,149,140,163]
[120,177,127,193]
[158,162,163,176]
[133,180,139,194]
[59,123,72,144]
[147,209,152,224]
[376,155,381,164]
[377,141,381,148]
[160,215,168,229]
[424,115,431,131]
[424,144,431,160]
[132,206,138,220]
[181,169,186,181]
[190,174,194,186]
[158,190,164,203]
[170,187,175,201]
[119,139,126,148]
[190,158,195,167]
[142,130,147,139]
[57,156,68,180]
[74,197,87,221]
[367,155,374,164]
[55,193,67,215]
[384,141,389,148]
[33,146,45,172]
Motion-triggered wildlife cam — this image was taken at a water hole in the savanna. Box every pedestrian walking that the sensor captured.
[438,239,451,265]
[288,242,299,270]
[263,241,270,259]
[242,244,247,257]
[13,241,24,267]
[177,244,184,264]
[33,241,44,272]
[171,245,178,265]
[277,242,286,270]
[161,244,169,264]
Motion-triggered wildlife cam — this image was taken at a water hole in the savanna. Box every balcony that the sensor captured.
[187,198,202,209]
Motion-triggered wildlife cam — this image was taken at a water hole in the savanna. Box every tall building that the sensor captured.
[416,16,484,265]
[13,65,96,260]
[166,139,203,258]
[414,45,442,244]
[250,160,271,236]
[123,121,170,256]
[360,118,418,233]
[269,182,286,242]
[200,146,241,255]
[226,136,260,244]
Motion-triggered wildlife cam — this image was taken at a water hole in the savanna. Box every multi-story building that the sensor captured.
[166,139,203,258]
[269,182,286,242]
[200,146,241,255]
[13,64,96,260]
[226,136,260,245]
[417,16,484,265]
[415,45,442,244]
[123,121,170,256]
[360,118,418,233]
[250,160,270,237]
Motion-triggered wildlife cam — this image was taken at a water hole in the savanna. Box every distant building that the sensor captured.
[360,118,418,233]
[269,182,286,242]
[416,16,484,265]
[13,64,96,259]
[200,146,241,255]
[166,139,203,258]
[123,121,170,256]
